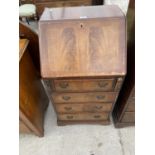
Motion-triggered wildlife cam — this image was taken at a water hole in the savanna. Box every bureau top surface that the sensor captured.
[40,5,124,21]
[39,5,126,78]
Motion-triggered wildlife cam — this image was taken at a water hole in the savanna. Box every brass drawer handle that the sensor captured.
[96,95,105,100]
[94,115,101,119]
[98,81,108,88]
[59,82,69,88]
[95,105,103,109]
[62,96,71,101]
[66,115,73,119]
[64,107,72,111]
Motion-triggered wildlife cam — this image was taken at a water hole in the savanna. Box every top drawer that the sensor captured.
[53,79,115,92]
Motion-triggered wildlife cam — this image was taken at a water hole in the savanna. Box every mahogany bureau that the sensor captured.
[39,5,126,125]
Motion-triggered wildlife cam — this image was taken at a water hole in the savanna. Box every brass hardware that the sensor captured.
[64,107,72,111]
[96,95,105,100]
[95,106,102,109]
[94,115,101,118]
[59,82,69,88]
[62,96,71,101]
[98,81,108,88]
[67,115,73,119]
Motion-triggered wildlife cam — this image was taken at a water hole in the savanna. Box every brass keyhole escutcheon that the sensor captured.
[80,23,84,28]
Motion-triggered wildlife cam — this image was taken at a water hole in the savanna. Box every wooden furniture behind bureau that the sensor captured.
[20,0,103,17]
[112,0,135,127]
[39,5,126,125]
[19,22,40,72]
[19,39,49,136]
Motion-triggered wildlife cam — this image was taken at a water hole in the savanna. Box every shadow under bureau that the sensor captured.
[39,5,126,125]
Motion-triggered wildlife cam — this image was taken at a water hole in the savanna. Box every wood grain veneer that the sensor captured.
[19,39,49,136]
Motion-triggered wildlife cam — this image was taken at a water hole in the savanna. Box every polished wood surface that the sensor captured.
[57,120,110,126]
[52,92,117,103]
[39,5,126,78]
[54,78,115,92]
[39,6,126,125]
[126,101,135,112]
[19,22,40,72]
[19,39,29,60]
[121,112,135,123]
[58,112,109,121]
[19,120,32,134]
[40,5,124,21]
[112,0,135,128]
[19,39,49,137]
[55,103,113,113]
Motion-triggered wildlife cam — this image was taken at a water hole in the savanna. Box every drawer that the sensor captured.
[52,92,117,103]
[121,112,135,123]
[55,102,113,113]
[54,79,115,92]
[58,112,109,121]
[126,102,135,112]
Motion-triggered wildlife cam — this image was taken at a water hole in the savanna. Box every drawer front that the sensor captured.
[121,112,135,123]
[126,102,135,112]
[58,112,109,121]
[52,92,117,103]
[55,103,113,113]
[54,79,115,92]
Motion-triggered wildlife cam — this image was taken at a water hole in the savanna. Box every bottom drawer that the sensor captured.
[58,112,109,121]
[121,112,135,123]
